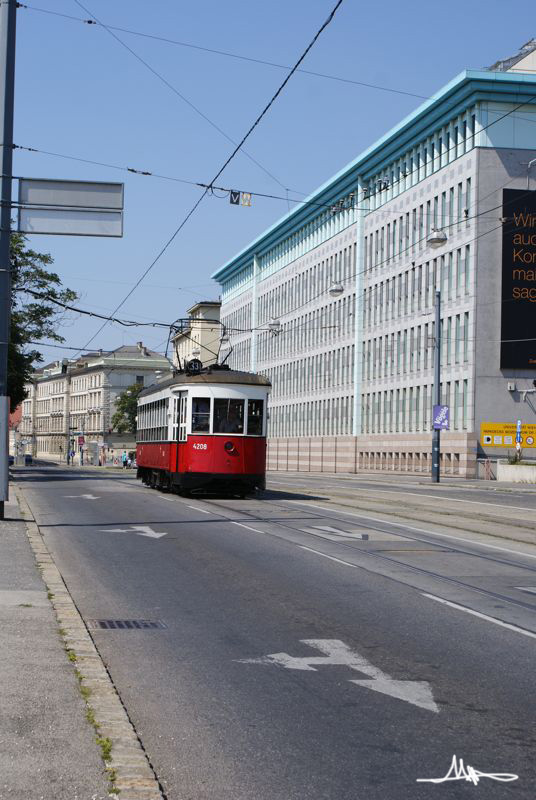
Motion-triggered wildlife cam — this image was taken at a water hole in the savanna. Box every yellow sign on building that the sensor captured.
[480,422,536,448]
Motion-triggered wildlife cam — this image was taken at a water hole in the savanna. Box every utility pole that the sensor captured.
[431,290,441,483]
[0,1,17,520]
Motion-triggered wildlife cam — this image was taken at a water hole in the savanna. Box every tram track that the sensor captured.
[192,492,536,618]
[265,480,536,543]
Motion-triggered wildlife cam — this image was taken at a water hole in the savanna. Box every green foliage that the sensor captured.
[8,232,78,411]
[96,736,112,762]
[507,449,523,464]
[111,383,143,433]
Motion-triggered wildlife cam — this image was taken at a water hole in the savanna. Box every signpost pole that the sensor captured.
[431,290,441,483]
[0,1,16,520]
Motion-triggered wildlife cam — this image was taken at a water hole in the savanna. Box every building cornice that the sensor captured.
[212,69,536,285]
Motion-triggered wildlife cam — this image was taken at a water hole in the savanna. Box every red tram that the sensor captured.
[136,364,271,495]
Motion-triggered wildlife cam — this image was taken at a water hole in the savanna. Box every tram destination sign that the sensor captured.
[501,189,536,368]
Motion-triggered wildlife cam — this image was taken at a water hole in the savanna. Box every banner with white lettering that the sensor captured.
[501,189,536,368]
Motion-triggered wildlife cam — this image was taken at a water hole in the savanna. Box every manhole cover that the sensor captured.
[88,619,167,630]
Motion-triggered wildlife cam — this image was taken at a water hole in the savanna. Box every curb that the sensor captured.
[14,484,165,800]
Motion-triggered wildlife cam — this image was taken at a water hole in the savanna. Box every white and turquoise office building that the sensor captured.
[212,47,536,478]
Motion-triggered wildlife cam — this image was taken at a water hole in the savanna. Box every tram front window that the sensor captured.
[192,397,210,432]
[214,399,244,433]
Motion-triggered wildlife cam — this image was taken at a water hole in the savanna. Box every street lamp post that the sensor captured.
[431,290,441,483]
[426,228,447,484]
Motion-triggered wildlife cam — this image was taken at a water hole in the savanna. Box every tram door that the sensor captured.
[175,392,188,474]
[178,392,188,442]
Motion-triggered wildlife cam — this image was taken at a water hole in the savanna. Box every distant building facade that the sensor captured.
[171,301,221,369]
[20,343,171,462]
[213,60,536,477]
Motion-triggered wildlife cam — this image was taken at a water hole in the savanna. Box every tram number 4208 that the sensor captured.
[192,443,208,450]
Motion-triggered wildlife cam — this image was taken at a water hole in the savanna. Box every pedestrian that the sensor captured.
[122,450,128,469]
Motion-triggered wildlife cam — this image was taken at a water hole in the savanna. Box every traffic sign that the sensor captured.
[480,422,536,448]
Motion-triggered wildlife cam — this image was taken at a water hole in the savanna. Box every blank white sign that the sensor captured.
[18,206,123,237]
[18,178,124,236]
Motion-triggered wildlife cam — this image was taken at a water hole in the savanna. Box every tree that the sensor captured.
[8,232,77,410]
[112,384,143,434]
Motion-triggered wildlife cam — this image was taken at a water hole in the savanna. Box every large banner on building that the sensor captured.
[501,189,536,368]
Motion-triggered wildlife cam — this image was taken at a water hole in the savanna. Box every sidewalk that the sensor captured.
[0,492,110,800]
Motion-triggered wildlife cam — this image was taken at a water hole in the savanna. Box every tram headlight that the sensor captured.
[224,441,235,453]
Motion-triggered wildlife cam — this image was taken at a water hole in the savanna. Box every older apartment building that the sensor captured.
[171,301,221,369]
[212,49,536,478]
[20,343,171,462]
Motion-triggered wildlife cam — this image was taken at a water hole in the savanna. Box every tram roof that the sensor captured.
[139,368,271,398]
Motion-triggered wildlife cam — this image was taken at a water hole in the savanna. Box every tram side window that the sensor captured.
[247,399,264,435]
[192,397,211,433]
[213,398,244,433]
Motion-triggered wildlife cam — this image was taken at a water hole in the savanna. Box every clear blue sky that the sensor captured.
[14,0,535,361]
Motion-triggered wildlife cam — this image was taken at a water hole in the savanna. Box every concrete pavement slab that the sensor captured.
[0,495,110,800]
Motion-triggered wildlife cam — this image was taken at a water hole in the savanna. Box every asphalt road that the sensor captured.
[15,466,536,799]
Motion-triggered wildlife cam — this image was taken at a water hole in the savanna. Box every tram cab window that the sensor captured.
[247,399,264,435]
[192,397,210,432]
[213,399,244,433]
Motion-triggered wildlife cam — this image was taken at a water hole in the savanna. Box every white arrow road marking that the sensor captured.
[237,638,438,713]
[99,525,167,539]
[64,494,100,500]
[348,678,438,712]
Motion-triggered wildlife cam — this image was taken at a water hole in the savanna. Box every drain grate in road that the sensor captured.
[88,619,167,630]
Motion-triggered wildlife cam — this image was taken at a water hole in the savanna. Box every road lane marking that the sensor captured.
[237,638,438,713]
[231,521,265,534]
[159,496,175,502]
[187,506,211,514]
[515,586,536,595]
[422,594,536,640]
[99,525,167,539]
[64,494,100,500]
[299,545,359,568]
[287,500,536,560]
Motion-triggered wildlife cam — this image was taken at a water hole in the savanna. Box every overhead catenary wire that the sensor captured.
[72,0,295,194]
[16,84,536,218]
[24,215,533,356]
[222,200,524,343]
[14,141,512,224]
[24,178,525,351]
[68,0,345,356]
[17,2,427,101]
[23,288,235,334]
[218,200,508,331]
[218,167,536,335]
